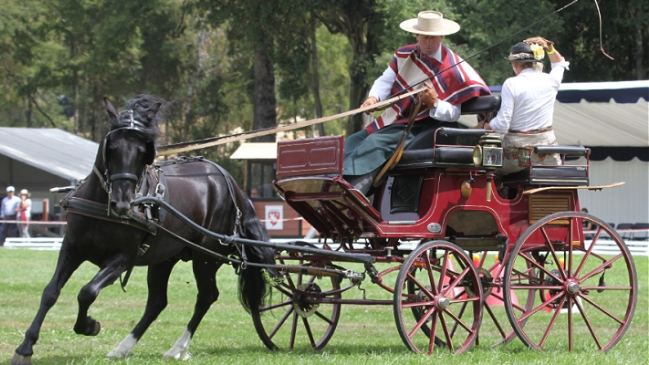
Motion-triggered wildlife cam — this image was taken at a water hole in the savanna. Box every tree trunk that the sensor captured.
[309,13,325,137]
[253,39,277,143]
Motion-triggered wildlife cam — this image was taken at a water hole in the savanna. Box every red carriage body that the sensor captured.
[252,96,637,355]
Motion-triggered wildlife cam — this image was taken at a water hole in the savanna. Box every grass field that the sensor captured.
[0,249,646,365]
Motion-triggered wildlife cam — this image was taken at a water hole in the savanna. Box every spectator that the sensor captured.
[1,186,21,245]
[581,208,597,240]
[17,189,32,238]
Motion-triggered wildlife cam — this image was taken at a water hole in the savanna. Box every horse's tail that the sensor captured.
[237,198,278,313]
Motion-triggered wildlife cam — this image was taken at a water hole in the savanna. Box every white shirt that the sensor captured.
[1,195,21,218]
[368,46,461,122]
[489,59,570,134]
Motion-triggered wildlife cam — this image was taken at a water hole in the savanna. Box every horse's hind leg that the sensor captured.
[163,257,222,360]
[12,248,83,365]
[73,258,130,337]
[107,258,178,359]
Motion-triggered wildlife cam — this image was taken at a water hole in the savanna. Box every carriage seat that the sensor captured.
[503,145,590,186]
[393,128,486,170]
[460,95,502,114]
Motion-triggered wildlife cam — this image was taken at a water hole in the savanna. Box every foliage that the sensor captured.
[0,0,645,180]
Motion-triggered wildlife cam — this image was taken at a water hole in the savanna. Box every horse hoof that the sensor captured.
[90,321,101,336]
[11,353,32,365]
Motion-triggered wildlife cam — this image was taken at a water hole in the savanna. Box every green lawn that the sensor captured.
[0,249,646,365]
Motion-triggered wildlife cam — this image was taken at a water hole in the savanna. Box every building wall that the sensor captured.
[578,157,649,226]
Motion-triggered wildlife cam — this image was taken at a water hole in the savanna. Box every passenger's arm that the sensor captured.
[484,81,514,134]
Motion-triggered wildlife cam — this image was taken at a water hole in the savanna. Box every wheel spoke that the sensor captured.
[437,250,450,293]
[289,311,298,349]
[568,297,574,351]
[302,317,316,348]
[406,271,435,300]
[314,310,334,325]
[539,295,566,348]
[517,291,564,323]
[443,306,474,333]
[518,253,563,283]
[423,251,440,296]
[575,226,602,277]
[540,228,568,281]
[578,293,625,324]
[407,306,435,338]
[269,306,294,340]
[484,303,507,338]
[428,312,439,354]
[443,267,470,297]
[578,254,623,282]
[574,295,603,349]
[438,311,455,353]
[260,299,292,313]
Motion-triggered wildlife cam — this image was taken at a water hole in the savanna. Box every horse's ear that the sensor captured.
[146,103,162,122]
[104,97,118,118]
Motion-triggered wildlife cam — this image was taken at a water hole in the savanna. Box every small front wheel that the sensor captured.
[394,241,483,354]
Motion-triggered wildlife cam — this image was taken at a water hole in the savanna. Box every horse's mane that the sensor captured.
[115,94,166,143]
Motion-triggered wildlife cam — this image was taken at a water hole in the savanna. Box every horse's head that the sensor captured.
[101,95,163,216]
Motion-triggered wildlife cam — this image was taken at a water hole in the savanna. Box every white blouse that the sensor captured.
[489,59,570,134]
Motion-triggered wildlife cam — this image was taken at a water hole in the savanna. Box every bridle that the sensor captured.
[93,109,151,216]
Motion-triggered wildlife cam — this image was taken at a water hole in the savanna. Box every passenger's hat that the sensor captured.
[399,11,460,36]
[20,189,30,197]
[6,186,14,192]
[506,42,544,63]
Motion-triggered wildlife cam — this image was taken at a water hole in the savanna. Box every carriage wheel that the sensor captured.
[503,211,638,351]
[394,241,483,354]
[448,251,537,348]
[251,251,341,350]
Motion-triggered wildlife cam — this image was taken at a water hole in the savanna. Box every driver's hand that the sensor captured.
[418,83,438,109]
[361,96,379,114]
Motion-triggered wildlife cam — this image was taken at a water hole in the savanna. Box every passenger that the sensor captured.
[484,37,570,175]
[344,10,491,195]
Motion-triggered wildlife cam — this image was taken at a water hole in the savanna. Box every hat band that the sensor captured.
[508,53,535,60]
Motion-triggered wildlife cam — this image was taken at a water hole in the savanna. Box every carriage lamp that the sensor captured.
[473,133,503,169]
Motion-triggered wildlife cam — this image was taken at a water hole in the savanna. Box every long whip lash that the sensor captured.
[158,0,613,156]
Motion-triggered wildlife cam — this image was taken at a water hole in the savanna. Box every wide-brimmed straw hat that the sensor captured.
[399,11,460,36]
[506,42,543,63]
[20,189,30,197]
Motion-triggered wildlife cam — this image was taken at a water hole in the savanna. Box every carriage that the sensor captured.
[249,94,638,354]
[11,94,638,365]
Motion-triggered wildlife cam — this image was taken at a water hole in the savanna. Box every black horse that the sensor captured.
[12,95,276,364]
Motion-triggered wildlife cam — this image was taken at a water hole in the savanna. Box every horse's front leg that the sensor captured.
[163,256,222,360]
[12,248,82,365]
[73,258,130,336]
[107,259,178,359]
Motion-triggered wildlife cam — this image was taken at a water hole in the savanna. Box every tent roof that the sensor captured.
[0,127,98,181]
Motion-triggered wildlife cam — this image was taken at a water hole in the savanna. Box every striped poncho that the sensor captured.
[366,44,491,134]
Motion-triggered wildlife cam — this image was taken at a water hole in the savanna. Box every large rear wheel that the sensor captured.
[394,241,483,354]
[503,211,637,351]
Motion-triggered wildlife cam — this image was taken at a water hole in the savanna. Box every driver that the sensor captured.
[343,10,491,195]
